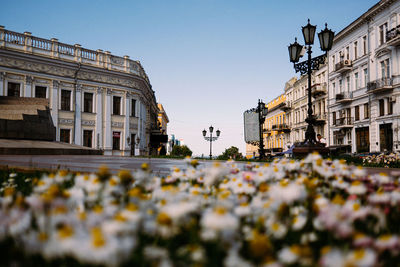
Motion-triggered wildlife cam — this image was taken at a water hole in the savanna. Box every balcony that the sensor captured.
[314,113,327,125]
[334,117,353,128]
[272,123,291,133]
[264,128,272,135]
[335,60,352,73]
[311,83,327,98]
[278,101,292,112]
[367,77,393,94]
[335,92,353,104]
[386,25,400,46]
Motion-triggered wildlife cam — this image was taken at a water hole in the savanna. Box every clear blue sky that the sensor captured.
[3,0,378,156]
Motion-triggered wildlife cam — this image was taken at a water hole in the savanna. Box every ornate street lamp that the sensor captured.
[257,100,267,159]
[202,126,221,159]
[288,19,334,156]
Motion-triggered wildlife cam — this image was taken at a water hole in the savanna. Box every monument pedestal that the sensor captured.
[292,142,329,158]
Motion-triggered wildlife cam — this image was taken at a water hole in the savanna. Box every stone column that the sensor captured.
[24,76,33,97]
[0,72,5,96]
[104,88,112,154]
[74,84,82,145]
[74,44,82,63]
[123,92,131,156]
[51,80,59,140]
[96,87,103,150]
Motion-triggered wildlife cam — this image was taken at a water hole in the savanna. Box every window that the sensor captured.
[113,96,121,115]
[346,76,350,91]
[379,23,388,45]
[363,68,368,87]
[60,129,70,143]
[339,80,343,92]
[355,106,360,121]
[113,131,120,150]
[83,130,93,148]
[354,73,359,89]
[363,36,367,55]
[131,99,136,117]
[7,82,20,97]
[388,98,393,115]
[61,90,71,111]
[364,103,369,119]
[333,112,336,125]
[381,59,390,78]
[379,99,385,116]
[332,82,336,94]
[354,41,358,59]
[83,92,93,113]
[346,46,350,60]
[35,86,47,98]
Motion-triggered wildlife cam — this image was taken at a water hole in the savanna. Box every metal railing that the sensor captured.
[334,117,353,126]
[367,77,393,91]
[386,25,400,42]
[335,91,353,101]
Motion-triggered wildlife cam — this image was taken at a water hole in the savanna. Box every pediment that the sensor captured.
[375,48,391,58]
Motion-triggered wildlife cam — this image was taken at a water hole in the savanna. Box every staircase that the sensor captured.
[0,97,56,141]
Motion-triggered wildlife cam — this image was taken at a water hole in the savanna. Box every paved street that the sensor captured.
[0,155,397,177]
[0,155,217,176]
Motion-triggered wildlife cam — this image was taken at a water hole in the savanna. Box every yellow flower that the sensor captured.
[157,212,172,226]
[249,231,271,258]
[97,165,111,181]
[91,227,105,248]
[58,225,74,239]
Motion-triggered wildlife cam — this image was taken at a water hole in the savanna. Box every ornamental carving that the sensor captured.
[111,56,123,65]
[25,76,33,85]
[52,80,60,88]
[7,74,23,81]
[97,87,104,94]
[59,118,74,125]
[76,84,82,92]
[106,88,112,95]
[112,122,124,128]
[0,72,5,81]
[129,123,138,129]
[82,120,95,126]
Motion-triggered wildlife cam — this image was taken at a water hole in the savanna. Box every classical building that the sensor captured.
[283,65,329,148]
[0,26,161,156]
[264,94,288,154]
[328,0,400,153]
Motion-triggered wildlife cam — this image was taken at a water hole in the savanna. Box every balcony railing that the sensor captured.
[335,60,352,73]
[314,113,327,125]
[311,83,327,98]
[367,77,393,94]
[334,117,354,128]
[335,92,353,103]
[0,27,150,84]
[278,101,292,111]
[272,124,291,133]
[386,25,400,46]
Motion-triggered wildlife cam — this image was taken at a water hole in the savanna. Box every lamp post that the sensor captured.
[288,19,334,156]
[257,99,268,159]
[202,126,221,159]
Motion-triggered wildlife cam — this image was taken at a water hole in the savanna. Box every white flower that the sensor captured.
[277,246,300,265]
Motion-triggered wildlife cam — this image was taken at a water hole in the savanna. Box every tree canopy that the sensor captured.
[170,145,193,157]
[217,146,243,160]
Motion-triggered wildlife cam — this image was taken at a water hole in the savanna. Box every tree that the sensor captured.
[217,146,243,160]
[170,145,193,157]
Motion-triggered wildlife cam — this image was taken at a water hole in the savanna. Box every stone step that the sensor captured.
[0,104,46,110]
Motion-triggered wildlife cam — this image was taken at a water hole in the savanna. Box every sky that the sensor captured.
[2,0,379,156]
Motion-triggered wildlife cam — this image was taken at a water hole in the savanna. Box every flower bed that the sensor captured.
[1,154,400,266]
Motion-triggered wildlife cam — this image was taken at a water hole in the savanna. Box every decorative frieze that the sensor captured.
[35,78,50,84]
[7,74,23,81]
[82,120,95,126]
[59,118,74,125]
[112,122,124,128]
[60,82,73,88]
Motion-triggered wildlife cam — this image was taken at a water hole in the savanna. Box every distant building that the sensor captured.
[0,26,160,156]
[264,94,288,155]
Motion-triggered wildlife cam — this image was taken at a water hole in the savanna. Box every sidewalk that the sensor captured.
[0,139,101,155]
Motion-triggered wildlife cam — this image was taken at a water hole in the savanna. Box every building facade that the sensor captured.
[0,27,160,156]
[264,94,288,154]
[328,0,400,153]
